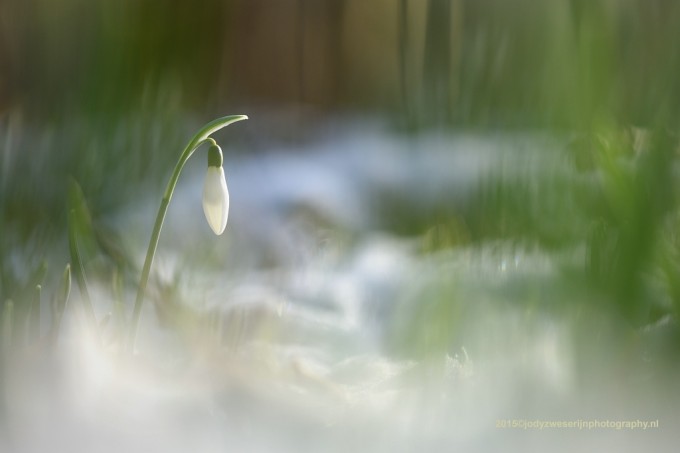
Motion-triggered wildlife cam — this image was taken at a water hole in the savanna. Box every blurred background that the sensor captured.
[2,0,680,230]
[2,1,680,451]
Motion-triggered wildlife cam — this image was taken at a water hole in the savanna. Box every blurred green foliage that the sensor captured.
[1,0,680,367]
[1,0,229,116]
[419,0,680,128]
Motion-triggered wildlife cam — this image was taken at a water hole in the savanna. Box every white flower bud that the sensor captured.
[202,165,229,235]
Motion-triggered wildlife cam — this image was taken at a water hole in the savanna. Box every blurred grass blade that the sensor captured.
[67,177,98,258]
[2,300,13,352]
[50,264,72,344]
[67,178,101,343]
[10,260,49,348]
[112,267,127,346]
[27,260,48,291]
[30,284,41,340]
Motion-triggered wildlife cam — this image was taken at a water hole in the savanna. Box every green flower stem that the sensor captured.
[128,114,247,352]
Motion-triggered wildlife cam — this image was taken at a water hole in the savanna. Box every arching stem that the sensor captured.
[128,114,247,352]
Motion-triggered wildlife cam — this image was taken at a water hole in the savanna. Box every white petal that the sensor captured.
[202,166,229,235]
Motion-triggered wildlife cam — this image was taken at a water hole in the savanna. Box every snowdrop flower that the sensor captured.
[202,143,229,235]
[129,114,246,352]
